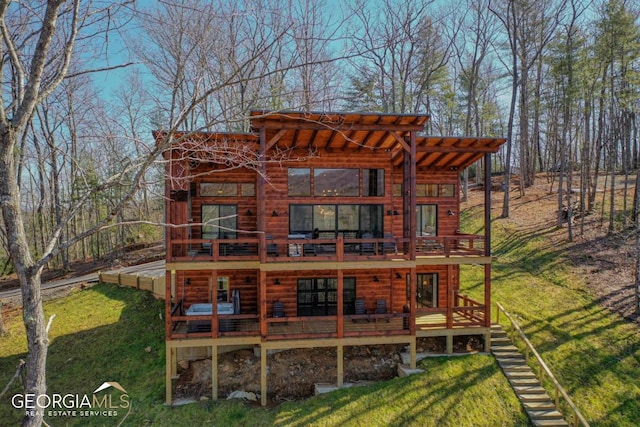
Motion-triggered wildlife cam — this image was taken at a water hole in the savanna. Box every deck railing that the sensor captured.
[495,302,590,427]
[167,297,485,340]
[168,234,485,262]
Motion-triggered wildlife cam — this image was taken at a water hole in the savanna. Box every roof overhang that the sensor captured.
[155,111,507,172]
[249,110,429,152]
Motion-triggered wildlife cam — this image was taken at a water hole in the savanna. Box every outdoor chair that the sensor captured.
[273,301,286,318]
[360,232,375,255]
[266,234,278,257]
[353,298,369,322]
[375,299,390,322]
[383,233,397,254]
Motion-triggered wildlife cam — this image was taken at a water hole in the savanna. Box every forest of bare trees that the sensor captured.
[0,1,639,425]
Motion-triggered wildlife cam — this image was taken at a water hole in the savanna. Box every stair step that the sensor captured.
[514,385,548,394]
[492,345,519,352]
[510,378,541,386]
[531,418,569,427]
[529,409,564,419]
[506,372,537,380]
[523,401,557,411]
[493,351,523,358]
[500,364,530,371]
[518,392,553,401]
[491,337,511,344]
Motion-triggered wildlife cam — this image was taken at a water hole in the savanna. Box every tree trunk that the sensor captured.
[0,128,48,427]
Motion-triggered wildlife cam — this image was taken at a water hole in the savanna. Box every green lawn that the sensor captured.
[0,284,525,426]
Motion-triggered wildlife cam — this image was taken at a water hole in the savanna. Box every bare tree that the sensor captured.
[0,2,137,426]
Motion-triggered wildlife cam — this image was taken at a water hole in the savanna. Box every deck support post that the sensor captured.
[211,344,218,401]
[337,344,344,387]
[260,346,267,406]
[170,347,177,378]
[165,342,173,405]
[409,337,417,369]
[446,334,453,354]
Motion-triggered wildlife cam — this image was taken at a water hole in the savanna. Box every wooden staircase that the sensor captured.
[491,324,569,427]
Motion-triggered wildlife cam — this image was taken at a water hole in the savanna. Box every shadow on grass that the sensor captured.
[0,284,166,426]
[273,356,527,427]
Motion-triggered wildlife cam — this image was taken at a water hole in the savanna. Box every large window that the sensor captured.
[297,277,356,316]
[416,204,437,236]
[202,205,237,239]
[314,169,359,196]
[287,167,385,197]
[290,204,383,237]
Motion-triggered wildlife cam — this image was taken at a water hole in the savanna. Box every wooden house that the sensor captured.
[158,110,506,406]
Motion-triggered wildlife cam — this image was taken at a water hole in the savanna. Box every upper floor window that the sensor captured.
[416,204,437,236]
[314,169,359,196]
[202,204,237,239]
[441,184,456,197]
[200,182,254,197]
[201,183,236,197]
[288,168,311,196]
[416,184,438,197]
[288,167,384,197]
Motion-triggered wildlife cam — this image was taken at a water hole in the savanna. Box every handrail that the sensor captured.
[495,302,590,427]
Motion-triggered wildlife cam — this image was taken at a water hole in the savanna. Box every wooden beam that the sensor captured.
[266,129,287,151]
[391,132,411,152]
[253,119,425,132]
[416,145,501,154]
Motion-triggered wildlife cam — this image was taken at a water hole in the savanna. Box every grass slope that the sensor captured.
[1,284,525,427]
[462,201,640,427]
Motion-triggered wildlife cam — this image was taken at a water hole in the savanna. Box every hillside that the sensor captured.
[464,173,637,323]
